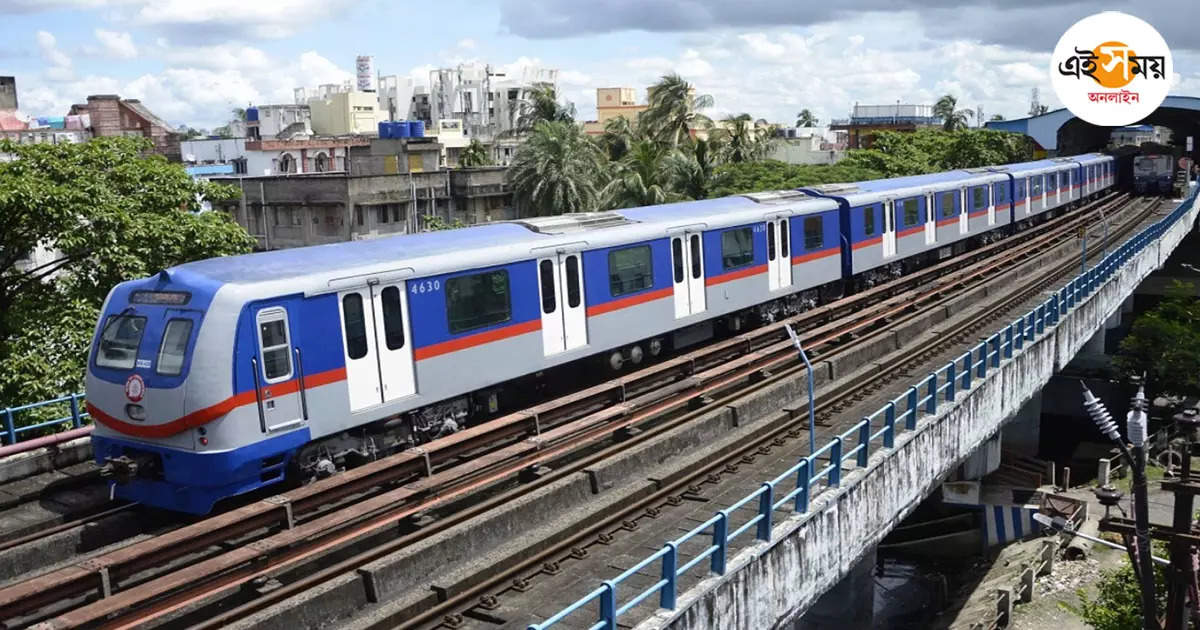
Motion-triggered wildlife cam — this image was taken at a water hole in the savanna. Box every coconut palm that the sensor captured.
[508,121,602,216]
[664,138,721,200]
[989,114,1005,121]
[232,107,247,121]
[713,114,773,163]
[513,85,575,135]
[934,94,971,131]
[640,73,714,147]
[458,139,490,168]
[598,115,639,162]
[601,140,683,209]
[795,109,818,127]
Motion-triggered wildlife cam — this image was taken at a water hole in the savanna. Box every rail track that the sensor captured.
[0,193,1151,629]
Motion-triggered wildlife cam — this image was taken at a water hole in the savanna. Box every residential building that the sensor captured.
[427,62,558,141]
[583,87,648,135]
[766,127,845,165]
[829,104,940,149]
[308,90,381,136]
[0,76,16,110]
[68,94,181,159]
[425,119,470,167]
[210,137,514,250]
[246,104,310,141]
[1110,124,1173,147]
[377,75,419,122]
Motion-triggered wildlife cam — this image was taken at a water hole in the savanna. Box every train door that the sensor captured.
[538,252,588,355]
[338,289,383,411]
[252,307,303,431]
[371,282,416,402]
[1068,169,1075,202]
[1055,172,1061,206]
[1023,177,1031,216]
[923,193,936,244]
[882,200,897,257]
[1041,175,1049,211]
[959,188,968,234]
[987,184,996,226]
[767,218,793,291]
[671,232,706,318]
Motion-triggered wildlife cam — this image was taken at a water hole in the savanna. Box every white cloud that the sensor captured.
[457,38,476,50]
[164,43,272,71]
[36,30,72,70]
[132,0,358,39]
[94,29,137,59]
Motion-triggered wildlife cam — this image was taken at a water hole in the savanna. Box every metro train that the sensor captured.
[1133,154,1175,195]
[87,153,1114,513]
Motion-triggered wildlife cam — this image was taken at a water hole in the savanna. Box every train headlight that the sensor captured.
[125,404,146,421]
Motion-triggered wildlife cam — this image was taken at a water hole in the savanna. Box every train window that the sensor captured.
[767,222,776,261]
[721,228,754,269]
[973,187,987,210]
[446,270,512,333]
[155,319,193,376]
[902,199,919,227]
[609,245,654,296]
[803,217,823,250]
[341,295,369,360]
[539,260,557,314]
[380,286,405,350]
[258,309,293,381]
[672,238,684,283]
[1048,173,1057,189]
[778,221,789,258]
[994,184,1007,204]
[690,234,702,278]
[95,315,147,370]
[1031,178,1041,196]
[863,206,875,236]
[941,193,955,219]
[566,256,581,308]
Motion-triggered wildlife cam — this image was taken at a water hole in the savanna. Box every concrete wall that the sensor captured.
[636,192,1199,630]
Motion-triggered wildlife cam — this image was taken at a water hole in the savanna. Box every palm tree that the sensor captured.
[795,109,818,127]
[601,140,683,209]
[664,138,721,200]
[640,73,714,147]
[513,85,575,135]
[599,115,639,162]
[508,121,602,216]
[933,95,971,131]
[713,114,773,163]
[458,139,490,168]
[232,107,247,122]
[989,114,1006,121]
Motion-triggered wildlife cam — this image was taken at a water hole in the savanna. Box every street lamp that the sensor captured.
[1082,382,1160,630]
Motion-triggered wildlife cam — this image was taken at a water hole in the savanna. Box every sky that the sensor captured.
[2,0,1199,131]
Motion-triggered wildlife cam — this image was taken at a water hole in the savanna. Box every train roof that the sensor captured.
[803,168,1005,206]
[988,158,1077,176]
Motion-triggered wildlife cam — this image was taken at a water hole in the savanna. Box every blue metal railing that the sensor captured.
[529,188,1199,630]
[2,393,90,446]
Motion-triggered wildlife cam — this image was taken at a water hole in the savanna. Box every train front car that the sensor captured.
[86,267,298,514]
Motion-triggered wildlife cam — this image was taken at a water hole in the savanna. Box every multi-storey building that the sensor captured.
[829,104,940,149]
[68,94,181,159]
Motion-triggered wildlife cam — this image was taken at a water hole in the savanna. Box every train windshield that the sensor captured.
[95,314,147,370]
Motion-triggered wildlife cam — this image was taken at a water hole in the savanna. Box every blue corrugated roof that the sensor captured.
[177,222,547,283]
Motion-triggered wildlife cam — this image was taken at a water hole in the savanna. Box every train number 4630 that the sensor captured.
[410,280,441,294]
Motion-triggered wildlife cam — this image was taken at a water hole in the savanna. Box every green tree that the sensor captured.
[665,138,721,200]
[839,129,1033,177]
[0,137,253,420]
[795,109,818,127]
[707,160,884,198]
[934,94,971,131]
[1114,282,1200,396]
[990,114,1006,121]
[458,139,491,168]
[713,114,774,163]
[640,73,714,148]
[422,215,467,231]
[513,85,576,135]
[601,140,682,209]
[598,115,640,162]
[507,121,603,216]
[1065,553,1167,630]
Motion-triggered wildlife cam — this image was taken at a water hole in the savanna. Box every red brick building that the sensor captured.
[69,94,181,160]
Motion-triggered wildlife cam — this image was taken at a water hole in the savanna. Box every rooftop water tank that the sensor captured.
[410,120,425,138]
[246,107,259,122]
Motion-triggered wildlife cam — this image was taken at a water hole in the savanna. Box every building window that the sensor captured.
[314,153,329,172]
[721,228,754,270]
[355,206,364,226]
[941,192,955,218]
[803,217,823,250]
[608,245,654,296]
[446,270,511,334]
[378,206,389,224]
[902,199,919,227]
[863,206,876,236]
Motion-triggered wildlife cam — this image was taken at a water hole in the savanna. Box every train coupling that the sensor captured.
[99,453,159,484]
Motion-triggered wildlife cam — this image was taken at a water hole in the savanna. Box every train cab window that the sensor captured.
[539,260,557,313]
[565,256,582,308]
[257,309,293,382]
[155,319,193,376]
[778,221,789,258]
[972,187,987,210]
[863,206,876,236]
[380,286,406,350]
[803,217,823,250]
[447,270,512,333]
[609,245,654,296]
[95,314,147,370]
[901,199,919,227]
[721,228,754,269]
[689,235,702,278]
[342,295,369,360]
[672,238,685,283]
[941,192,955,219]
